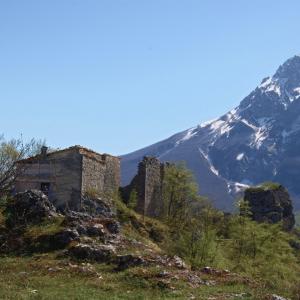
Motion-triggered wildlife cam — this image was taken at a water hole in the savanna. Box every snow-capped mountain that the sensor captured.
[121,55,300,210]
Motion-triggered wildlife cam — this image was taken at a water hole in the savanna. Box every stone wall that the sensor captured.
[15,147,120,211]
[103,155,121,196]
[122,156,166,217]
[81,154,120,198]
[15,148,82,210]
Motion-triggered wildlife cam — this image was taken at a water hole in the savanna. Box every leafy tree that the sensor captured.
[161,163,224,267]
[0,135,47,197]
[161,162,200,225]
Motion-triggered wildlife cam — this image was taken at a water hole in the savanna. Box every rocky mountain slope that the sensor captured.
[121,55,300,210]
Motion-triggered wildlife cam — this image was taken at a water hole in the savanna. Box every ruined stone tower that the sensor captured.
[122,156,166,217]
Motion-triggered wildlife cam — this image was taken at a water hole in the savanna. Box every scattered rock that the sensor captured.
[270,295,289,300]
[104,219,121,234]
[33,229,80,251]
[5,190,59,228]
[200,266,231,276]
[68,243,115,262]
[187,273,205,286]
[158,270,170,278]
[86,224,105,237]
[173,256,187,269]
[114,254,145,271]
[81,196,116,218]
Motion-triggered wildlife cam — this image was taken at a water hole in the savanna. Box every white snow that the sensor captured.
[294,87,300,94]
[259,77,272,88]
[198,148,219,176]
[199,118,218,128]
[293,87,300,100]
[227,181,250,194]
[176,127,197,145]
[241,118,258,131]
[236,153,244,161]
[266,83,281,96]
[259,77,281,96]
[208,119,233,136]
[253,127,268,149]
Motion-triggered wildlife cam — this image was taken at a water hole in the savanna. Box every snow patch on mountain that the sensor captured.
[176,127,198,146]
[200,118,218,128]
[227,182,250,195]
[198,147,219,176]
[236,153,244,161]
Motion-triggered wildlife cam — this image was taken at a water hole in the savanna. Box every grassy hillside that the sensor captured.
[0,199,299,299]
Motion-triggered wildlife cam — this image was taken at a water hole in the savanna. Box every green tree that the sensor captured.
[0,135,47,197]
[162,162,200,225]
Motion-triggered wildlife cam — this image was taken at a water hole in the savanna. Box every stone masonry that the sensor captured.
[15,146,120,211]
[122,156,168,217]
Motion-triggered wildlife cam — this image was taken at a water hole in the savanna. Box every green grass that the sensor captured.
[24,216,65,240]
[0,255,271,300]
[0,196,298,299]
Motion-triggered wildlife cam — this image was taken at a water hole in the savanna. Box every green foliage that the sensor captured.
[84,187,101,199]
[224,214,300,293]
[24,216,65,240]
[155,164,300,297]
[0,135,48,197]
[247,181,281,193]
[170,206,225,268]
[127,189,137,210]
[161,162,201,224]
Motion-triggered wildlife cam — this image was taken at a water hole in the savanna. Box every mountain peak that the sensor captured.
[274,55,300,79]
[121,55,300,211]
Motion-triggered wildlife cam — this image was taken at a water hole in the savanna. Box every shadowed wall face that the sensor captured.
[123,157,165,217]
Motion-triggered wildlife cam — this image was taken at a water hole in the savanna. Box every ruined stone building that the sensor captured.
[15,146,120,210]
[122,156,168,217]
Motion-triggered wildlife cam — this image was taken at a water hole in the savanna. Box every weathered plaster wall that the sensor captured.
[15,148,82,210]
[16,147,120,211]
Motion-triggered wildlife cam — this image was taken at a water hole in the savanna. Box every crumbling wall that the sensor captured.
[15,148,82,211]
[15,147,120,212]
[103,155,121,196]
[122,157,166,217]
[81,154,120,198]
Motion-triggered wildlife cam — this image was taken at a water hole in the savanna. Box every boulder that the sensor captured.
[86,224,105,237]
[5,190,58,228]
[68,243,115,262]
[81,196,116,218]
[271,295,289,300]
[114,254,145,271]
[32,228,80,252]
[244,184,295,231]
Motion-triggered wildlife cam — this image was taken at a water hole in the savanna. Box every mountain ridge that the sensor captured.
[121,55,300,210]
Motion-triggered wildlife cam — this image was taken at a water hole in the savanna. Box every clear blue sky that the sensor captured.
[1,1,300,155]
